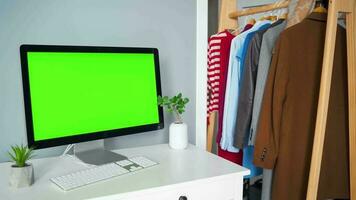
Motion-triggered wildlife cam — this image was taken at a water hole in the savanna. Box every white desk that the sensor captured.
[0,144,249,200]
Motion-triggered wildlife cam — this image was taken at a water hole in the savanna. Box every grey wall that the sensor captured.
[237,0,278,8]
[208,0,219,36]
[0,0,196,162]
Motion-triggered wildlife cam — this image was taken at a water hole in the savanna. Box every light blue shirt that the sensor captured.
[243,146,262,178]
[220,20,271,153]
[239,24,271,179]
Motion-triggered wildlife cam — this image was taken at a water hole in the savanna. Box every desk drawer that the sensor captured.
[116,176,243,200]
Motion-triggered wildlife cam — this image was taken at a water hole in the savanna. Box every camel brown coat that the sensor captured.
[253,13,350,200]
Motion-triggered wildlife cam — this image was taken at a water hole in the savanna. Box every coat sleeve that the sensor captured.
[253,36,289,169]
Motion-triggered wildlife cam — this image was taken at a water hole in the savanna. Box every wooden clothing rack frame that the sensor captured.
[217,0,356,199]
[307,0,356,199]
[228,0,289,18]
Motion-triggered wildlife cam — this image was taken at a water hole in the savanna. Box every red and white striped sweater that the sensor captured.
[207,31,235,127]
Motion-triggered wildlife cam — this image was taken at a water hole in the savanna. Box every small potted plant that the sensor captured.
[8,144,35,188]
[158,93,189,149]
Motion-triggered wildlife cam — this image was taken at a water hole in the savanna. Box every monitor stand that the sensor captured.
[73,140,127,165]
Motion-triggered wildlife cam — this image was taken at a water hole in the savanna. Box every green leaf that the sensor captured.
[157,96,163,105]
[171,96,177,103]
[178,108,184,114]
[8,144,35,167]
[159,93,189,118]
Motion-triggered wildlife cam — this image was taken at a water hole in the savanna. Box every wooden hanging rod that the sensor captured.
[229,0,290,19]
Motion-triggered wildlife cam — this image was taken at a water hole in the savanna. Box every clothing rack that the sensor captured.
[218,0,356,199]
[218,0,238,33]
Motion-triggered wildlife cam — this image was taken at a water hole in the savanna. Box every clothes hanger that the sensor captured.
[247,18,256,25]
[278,6,289,20]
[271,6,289,21]
[226,28,239,35]
[229,16,256,35]
[262,15,278,21]
[313,0,327,13]
[259,9,277,22]
[279,12,288,20]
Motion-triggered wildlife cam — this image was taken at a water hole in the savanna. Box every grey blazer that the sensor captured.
[249,20,286,146]
[237,20,286,200]
[233,20,286,149]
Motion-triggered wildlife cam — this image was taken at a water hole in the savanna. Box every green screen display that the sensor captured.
[27,52,159,141]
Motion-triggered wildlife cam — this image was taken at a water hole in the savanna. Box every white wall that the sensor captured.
[0,0,197,162]
[195,0,208,150]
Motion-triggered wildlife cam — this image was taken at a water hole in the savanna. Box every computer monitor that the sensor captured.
[20,45,164,165]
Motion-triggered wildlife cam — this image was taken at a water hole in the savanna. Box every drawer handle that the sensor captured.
[179,196,188,200]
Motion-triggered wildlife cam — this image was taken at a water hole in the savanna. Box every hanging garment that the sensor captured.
[207,31,234,117]
[253,13,349,200]
[207,30,244,164]
[234,22,274,179]
[250,20,287,200]
[241,23,254,33]
[242,146,262,178]
[207,30,235,153]
[215,25,254,145]
[286,0,316,28]
[249,20,287,146]
[206,30,244,159]
[218,144,243,165]
[261,169,273,200]
[234,20,284,188]
[207,30,235,136]
[233,19,285,149]
[220,20,271,153]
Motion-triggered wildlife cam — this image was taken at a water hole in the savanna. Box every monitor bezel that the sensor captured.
[20,44,164,149]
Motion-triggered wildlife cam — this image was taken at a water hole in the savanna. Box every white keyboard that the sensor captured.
[51,156,158,191]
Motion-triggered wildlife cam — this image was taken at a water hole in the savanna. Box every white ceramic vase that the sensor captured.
[169,122,188,149]
[9,164,34,188]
